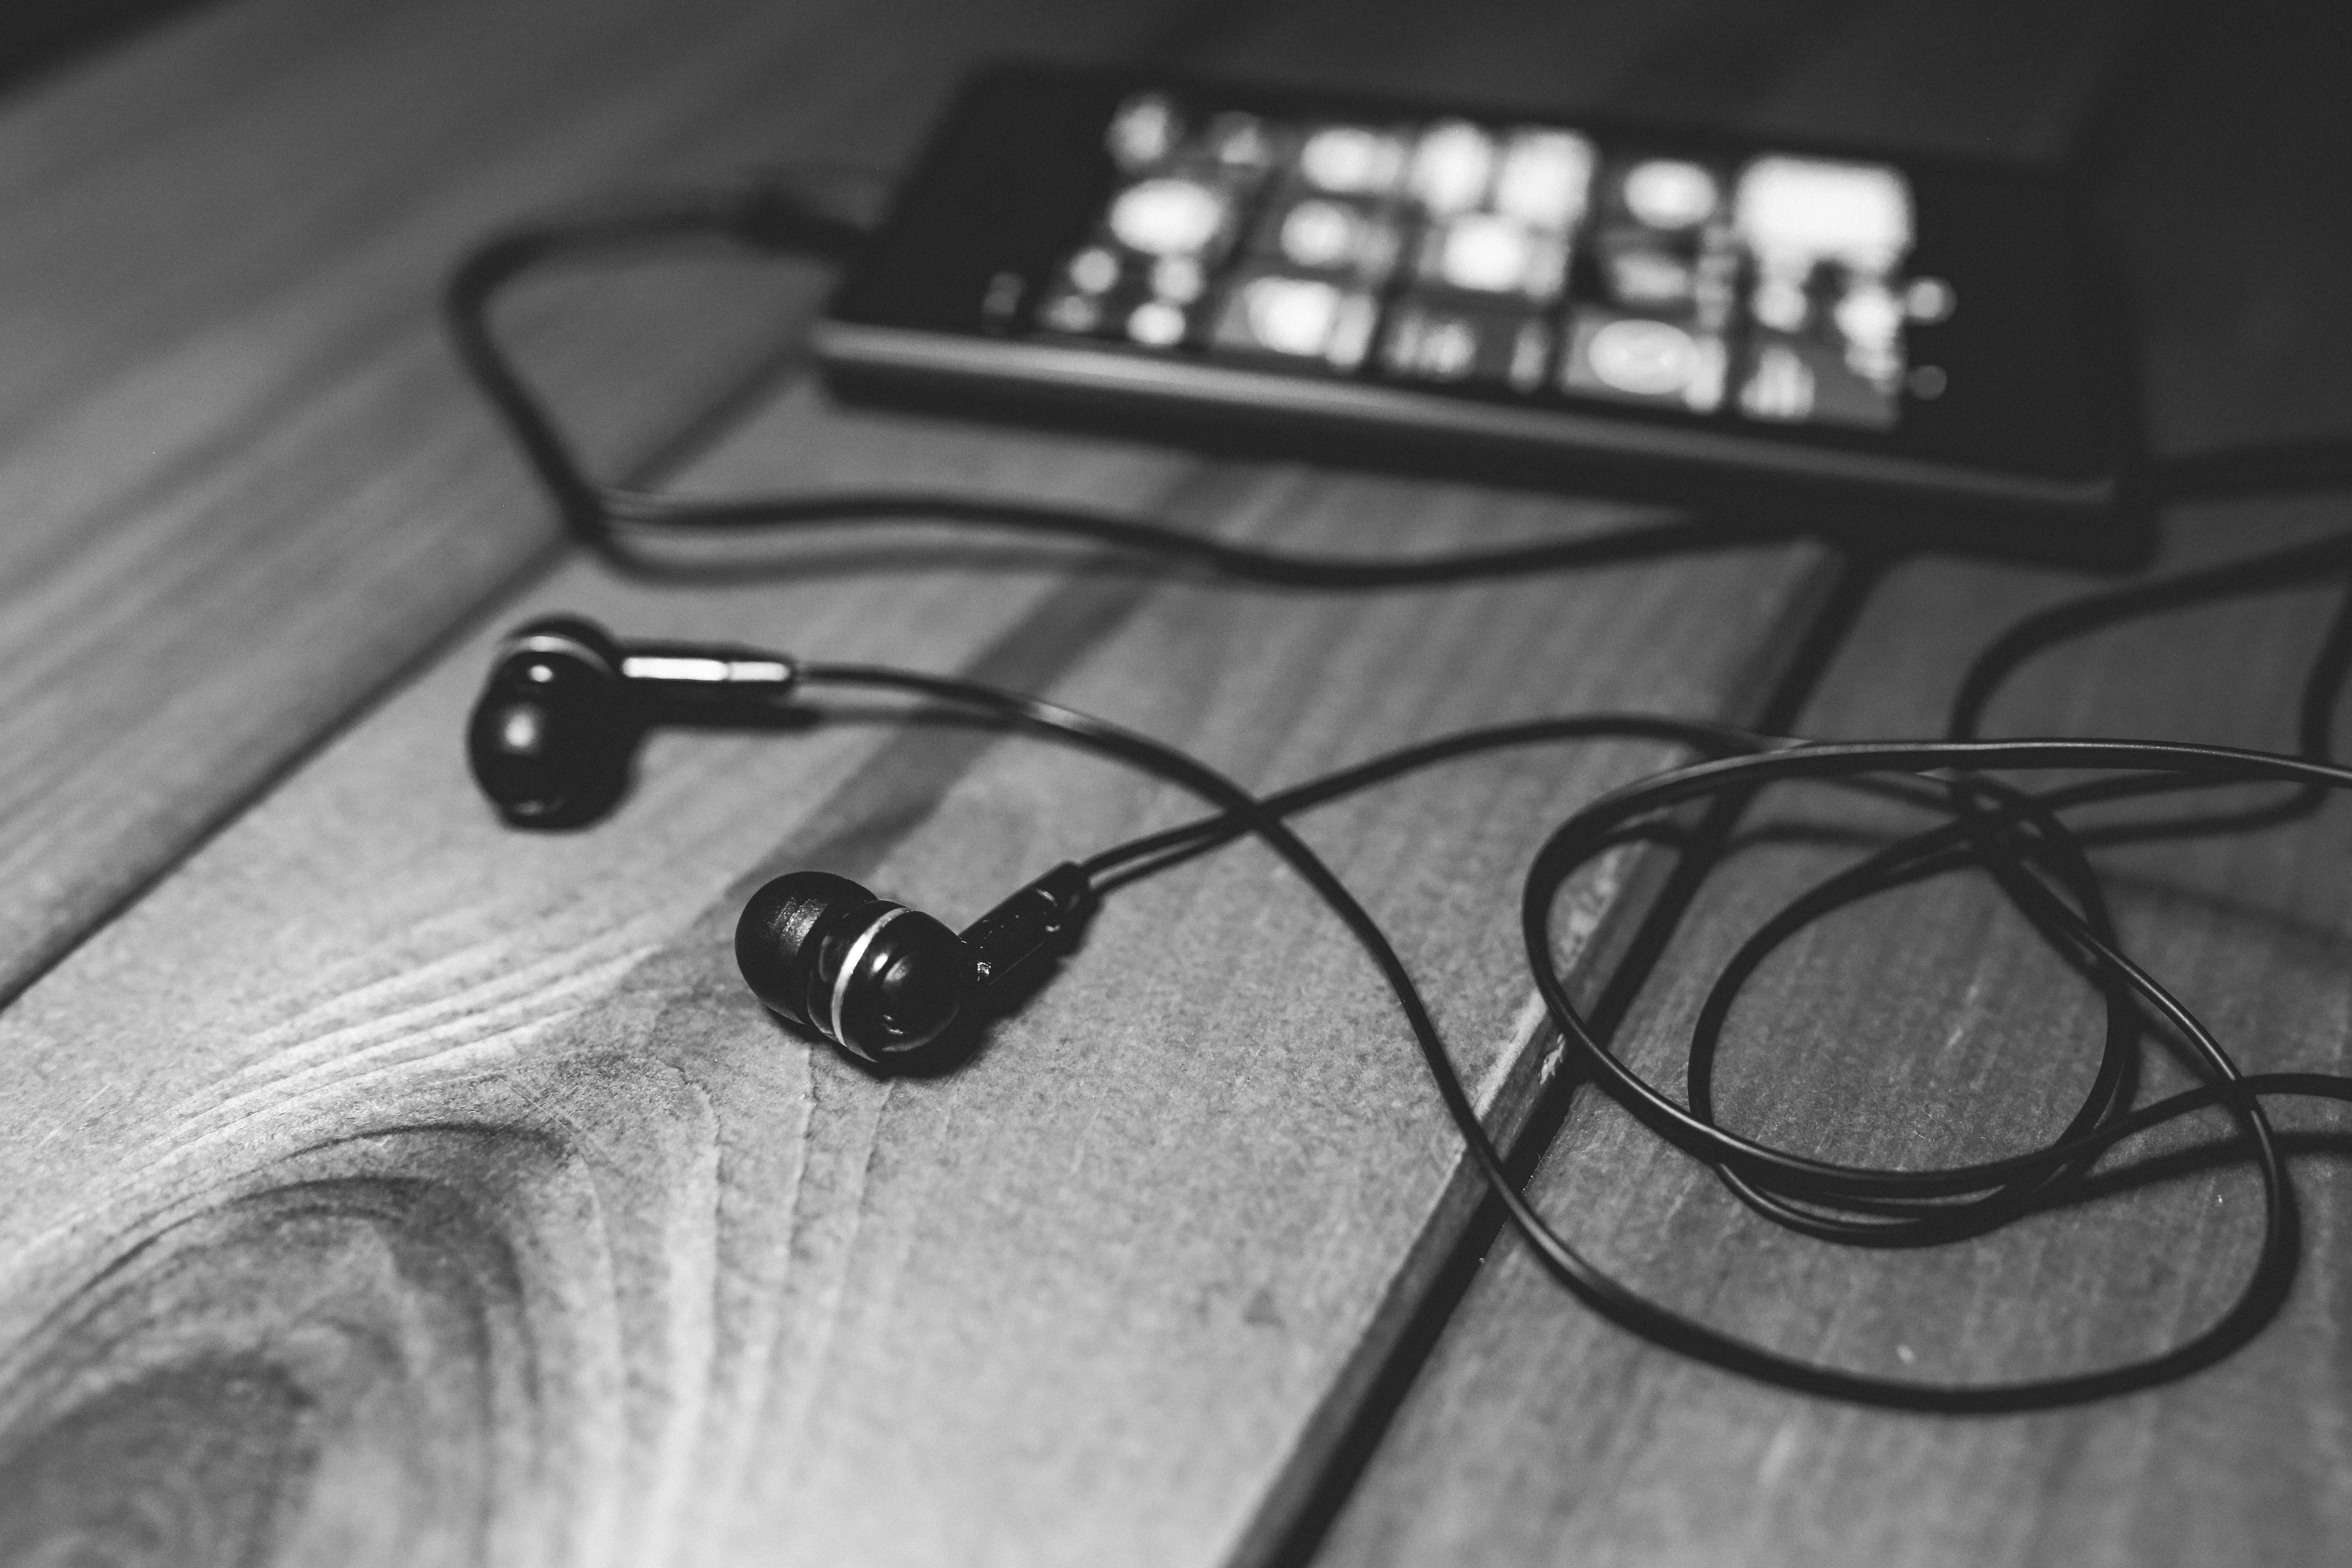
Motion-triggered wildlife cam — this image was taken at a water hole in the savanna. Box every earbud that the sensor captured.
[468,614,797,826]
[735,862,1093,1062]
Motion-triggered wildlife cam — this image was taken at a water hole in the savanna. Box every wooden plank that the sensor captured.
[0,0,1931,1560]
[0,417,1829,1563]
[1313,8,2352,1562]
[0,0,1210,1011]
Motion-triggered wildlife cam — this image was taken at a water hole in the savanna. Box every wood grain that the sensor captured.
[0,408,1825,1564]
[0,0,1212,1012]
[1313,9,2352,1561]
[0,0,1924,1559]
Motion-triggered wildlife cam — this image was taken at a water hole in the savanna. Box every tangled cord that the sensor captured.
[787,533,2352,1412]
[452,171,2352,1407]
[1078,531,2352,1409]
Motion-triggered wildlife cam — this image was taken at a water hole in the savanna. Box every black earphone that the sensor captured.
[467,614,797,825]
[735,863,1092,1062]
[468,616,1093,1060]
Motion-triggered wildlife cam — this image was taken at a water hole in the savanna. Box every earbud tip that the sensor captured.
[466,697,631,826]
[736,871,974,1062]
[736,871,871,1027]
[466,615,638,827]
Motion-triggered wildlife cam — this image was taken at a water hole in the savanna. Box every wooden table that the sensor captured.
[0,1,2344,1564]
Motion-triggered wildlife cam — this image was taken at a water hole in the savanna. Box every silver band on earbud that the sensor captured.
[831,905,909,1049]
[619,653,795,686]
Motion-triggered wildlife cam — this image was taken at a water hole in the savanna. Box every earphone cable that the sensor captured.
[795,649,2352,1409]
[1505,738,2352,1409]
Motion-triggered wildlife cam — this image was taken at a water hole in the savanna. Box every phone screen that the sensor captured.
[1044,95,1940,433]
[827,67,2131,510]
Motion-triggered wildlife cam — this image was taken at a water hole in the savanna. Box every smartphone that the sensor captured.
[817,64,2147,567]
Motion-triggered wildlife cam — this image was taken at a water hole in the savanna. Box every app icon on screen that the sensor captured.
[1562,306,1726,411]
[1058,92,1938,433]
[1210,268,1380,369]
[1253,194,1404,283]
[1382,298,1553,390]
[1736,331,1898,428]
